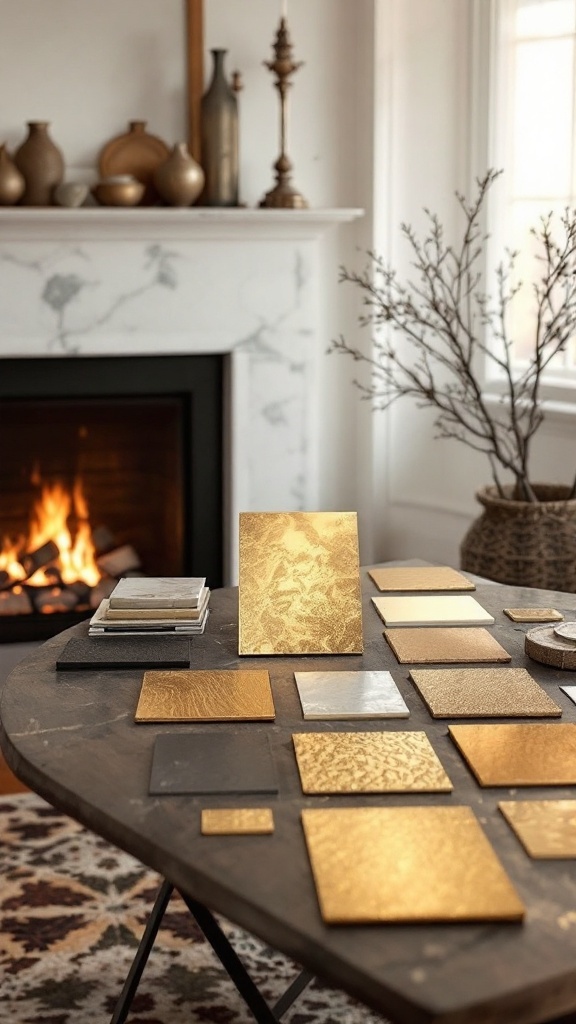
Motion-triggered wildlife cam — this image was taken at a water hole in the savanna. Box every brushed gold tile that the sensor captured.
[301,806,525,923]
[372,594,494,627]
[384,626,511,664]
[201,808,274,835]
[238,511,363,655]
[292,730,452,794]
[409,666,562,718]
[449,723,576,786]
[135,669,275,722]
[369,565,475,592]
[499,800,576,858]
[504,608,564,623]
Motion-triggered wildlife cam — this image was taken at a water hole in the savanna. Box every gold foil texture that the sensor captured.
[499,800,576,858]
[409,666,562,718]
[449,723,576,786]
[201,808,275,835]
[384,627,511,664]
[135,669,276,721]
[369,565,475,592]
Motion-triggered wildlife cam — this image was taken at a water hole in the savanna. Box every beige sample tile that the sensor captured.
[409,666,562,718]
[449,723,576,786]
[369,565,475,592]
[201,808,274,835]
[372,594,494,627]
[292,730,452,794]
[499,800,576,858]
[238,511,363,655]
[135,669,275,722]
[301,806,525,923]
[504,608,564,623]
[384,626,511,664]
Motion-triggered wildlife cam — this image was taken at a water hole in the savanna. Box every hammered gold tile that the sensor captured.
[135,669,275,722]
[449,723,576,786]
[372,594,494,627]
[498,800,576,858]
[504,608,564,623]
[238,511,363,655]
[292,731,452,794]
[301,806,525,923]
[384,627,511,664]
[201,808,274,835]
[369,566,475,592]
[409,667,562,718]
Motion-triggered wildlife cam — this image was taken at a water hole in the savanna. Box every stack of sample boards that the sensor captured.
[89,576,210,637]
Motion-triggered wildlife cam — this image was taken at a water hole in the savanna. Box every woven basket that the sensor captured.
[460,484,576,592]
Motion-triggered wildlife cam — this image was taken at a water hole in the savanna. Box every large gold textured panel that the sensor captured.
[301,806,525,923]
[135,669,275,721]
[369,565,475,592]
[201,808,274,835]
[384,627,511,664]
[498,800,576,858]
[449,723,576,786]
[409,667,562,718]
[292,731,452,794]
[238,512,363,655]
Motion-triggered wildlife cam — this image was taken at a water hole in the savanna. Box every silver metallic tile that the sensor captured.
[294,670,409,720]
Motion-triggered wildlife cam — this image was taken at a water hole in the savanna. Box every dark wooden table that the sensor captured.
[3,569,576,1024]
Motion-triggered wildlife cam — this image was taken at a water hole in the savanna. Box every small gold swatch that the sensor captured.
[301,806,525,923]
[449,723,576,786]
[409,666,562,718]
[372,594,494,627]
[292,731,452,794]
[384,626,511,664]
[135,669,275,722]
[499,800,576,858]
[201,808,274,835]
[369,565,475,592]
[238,511,363,656]
[504,608,564,623]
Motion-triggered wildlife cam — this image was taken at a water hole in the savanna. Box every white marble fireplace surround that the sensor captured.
[0,207,362,582]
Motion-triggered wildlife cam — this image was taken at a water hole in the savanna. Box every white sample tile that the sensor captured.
[294,670,409,720]
[561,686,576,706]
[371,594,494,627]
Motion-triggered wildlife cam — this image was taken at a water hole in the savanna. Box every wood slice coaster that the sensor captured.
[525,624,576,670]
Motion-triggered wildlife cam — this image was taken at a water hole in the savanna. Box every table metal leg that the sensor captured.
[109,878,174,1024]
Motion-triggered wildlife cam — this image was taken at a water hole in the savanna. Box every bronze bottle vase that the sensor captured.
[14,121,64,206]
[200,49,239,206]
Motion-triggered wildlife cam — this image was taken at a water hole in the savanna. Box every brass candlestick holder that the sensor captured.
[259,17,308,209]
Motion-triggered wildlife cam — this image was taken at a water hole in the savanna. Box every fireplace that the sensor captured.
[0,354,224,641]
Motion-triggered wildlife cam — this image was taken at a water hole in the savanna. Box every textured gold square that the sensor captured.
[201,808,274,835]
[238,512,363,655]
[384,627,511,664]
[449,723,576,786]
[372,594,494,627]
[409,666,562,718]
[301,806,525,923]
[292,731,452,794]
[135,669,275,722]
[369,565,475,592]
[499,800,576,858]
[504,608,564,623]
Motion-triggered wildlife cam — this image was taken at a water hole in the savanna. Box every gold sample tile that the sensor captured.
[369,565,475,592]
[201,808,274,835]
[504,608,564,623]
[135,669,275,722]
[292,731,452,794]
[409,666,562,718]
[372,594,494,627]
[238,511,363,655]
[301,806,525,923]
[499,800,576,858]
[384,626,511,664]
[449,723,576,786]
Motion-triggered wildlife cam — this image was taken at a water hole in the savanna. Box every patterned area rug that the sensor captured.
[0,792,389,1023]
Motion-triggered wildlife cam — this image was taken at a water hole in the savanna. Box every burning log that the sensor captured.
[0,588,33,616]
[96,544,141,578]
[19,540,60,578]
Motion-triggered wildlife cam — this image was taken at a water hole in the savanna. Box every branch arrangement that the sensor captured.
[328,169,576,501]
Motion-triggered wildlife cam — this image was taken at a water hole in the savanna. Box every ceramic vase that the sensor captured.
[153,142,205,207]
[0,144,25,205]
[200,49,239,206]
[14,121,65,206]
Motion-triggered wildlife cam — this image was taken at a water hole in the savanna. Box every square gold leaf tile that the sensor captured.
[503,608,564,623]
[409,666,562,718]
[292,730,452,794]
[498,800,576,858]
[369,565,475,592]
[135,669,275,722]
[384,627,511,664]
[201,808,274,835]
[301,806,525,923]
[238,511,363,655]
[372,594,494,627]
[449,723,576,786]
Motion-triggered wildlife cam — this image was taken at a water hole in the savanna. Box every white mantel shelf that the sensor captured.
[0,206,364,241]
